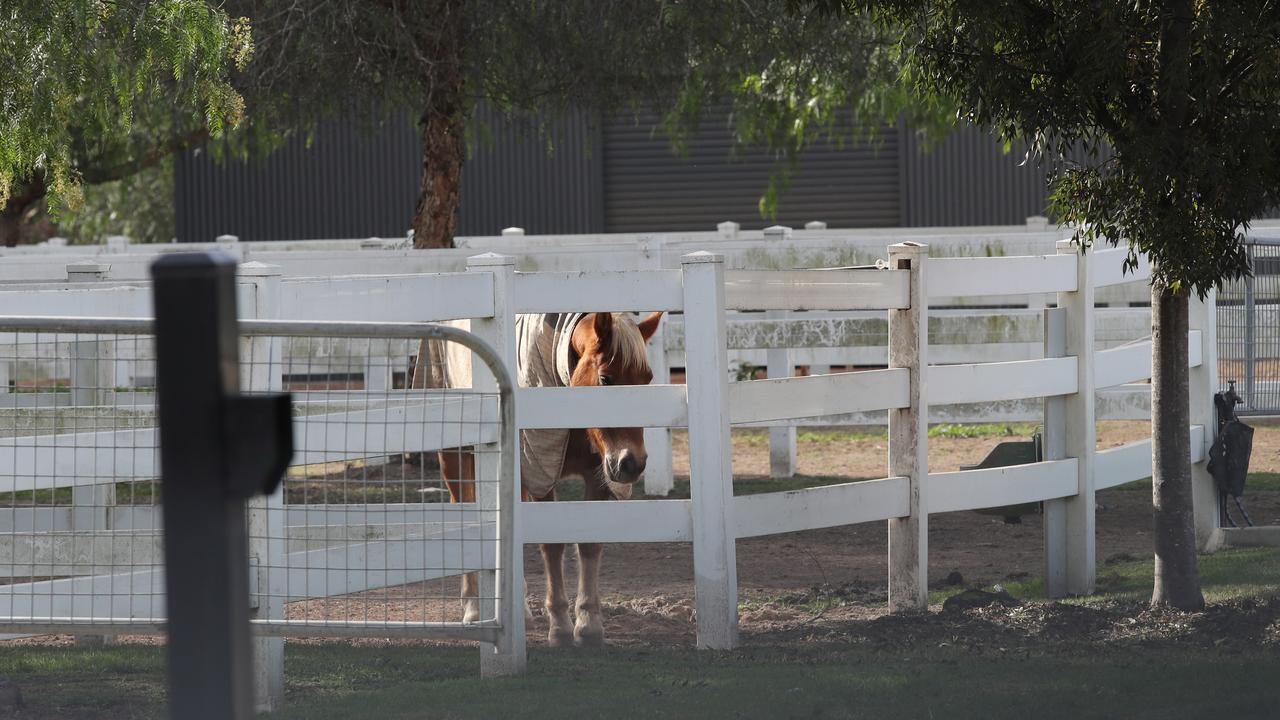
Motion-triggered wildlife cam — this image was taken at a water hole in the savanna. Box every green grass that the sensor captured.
[734,423,1041,446]
[647,474,868,500]
[0,480,159,507]
[5,639,1277,719]
[265,646,1280,720]
[928,422,1037,439]
[929,546,1280,606]
[1111,472,1280,493]
[4,548,1279,719]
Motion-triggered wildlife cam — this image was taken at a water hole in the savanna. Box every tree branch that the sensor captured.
[78,126,211,185]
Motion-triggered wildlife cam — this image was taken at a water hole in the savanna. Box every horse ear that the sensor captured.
[592,311,613,341]
[637,311,663,342]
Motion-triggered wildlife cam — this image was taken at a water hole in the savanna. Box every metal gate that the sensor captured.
[0,316,521,666]
[1218,239,1280,415]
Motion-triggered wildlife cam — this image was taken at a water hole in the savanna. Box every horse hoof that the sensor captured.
[574,626,605,648]
[547,629,574,647]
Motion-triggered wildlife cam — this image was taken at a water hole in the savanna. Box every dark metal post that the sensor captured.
[152,253,293,720]
[1244,244,1256,409]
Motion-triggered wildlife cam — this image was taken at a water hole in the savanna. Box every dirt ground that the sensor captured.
[8,422,1279,653]
[516,420,1280,647]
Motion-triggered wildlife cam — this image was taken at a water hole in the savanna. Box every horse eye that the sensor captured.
[599,375,612,386]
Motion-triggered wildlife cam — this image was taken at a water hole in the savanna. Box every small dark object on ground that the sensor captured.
[943,587,1020,613]
[0,677,24,711]
[944,571,965,586]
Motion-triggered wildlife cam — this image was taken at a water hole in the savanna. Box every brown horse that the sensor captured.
[427,310,662,646]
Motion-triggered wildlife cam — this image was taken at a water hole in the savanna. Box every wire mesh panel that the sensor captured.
[1218,240,1280,415]
[0,318,515,642]
[242,325,509,638]
[0,324,163,634]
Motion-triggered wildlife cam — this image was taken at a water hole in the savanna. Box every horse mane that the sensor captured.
[603,313,649,372]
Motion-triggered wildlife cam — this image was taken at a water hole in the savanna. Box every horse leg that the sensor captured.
[574,542,605,646]
[574,476,612,646]
[540,539,573,646]
[440,449,480,623]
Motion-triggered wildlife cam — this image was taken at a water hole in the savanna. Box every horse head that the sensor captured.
[569,311,663,490]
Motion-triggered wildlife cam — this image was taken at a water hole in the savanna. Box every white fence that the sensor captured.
[0,237,1223,703]
[0,222,1167,492]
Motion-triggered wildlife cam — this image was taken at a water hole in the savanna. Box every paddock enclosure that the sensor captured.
[0,221,1246,709]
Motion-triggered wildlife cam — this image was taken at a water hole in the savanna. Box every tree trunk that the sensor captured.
[0,212,21,248]
[412,102,465,249]
[1150,285,1205,610]
[411,1,466,250]
[2,176,47,247]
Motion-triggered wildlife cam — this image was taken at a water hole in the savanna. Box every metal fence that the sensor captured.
[0,318,517,644]
[1218,239,1280,415]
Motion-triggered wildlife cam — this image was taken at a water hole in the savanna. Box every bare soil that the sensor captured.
[517,421,1280,648]
[8,422,1280,653]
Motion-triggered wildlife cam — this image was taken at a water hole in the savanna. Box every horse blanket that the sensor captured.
[421,313,584,499]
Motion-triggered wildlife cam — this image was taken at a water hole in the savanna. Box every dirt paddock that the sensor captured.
[8,421,1279,652]
[512,420,1280,647]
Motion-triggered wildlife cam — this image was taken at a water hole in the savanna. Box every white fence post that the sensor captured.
[717,221,739,240]
[640,238,675,496]
[239,261,286,713]
[467,253,526,676]
[1042,307,1069,597]
[888,243,929,612]
[766,310,796,478]
[681,251,738,649]
[1056,240,1096,595]
[67,263,115,647]
[1190,291,1219,550]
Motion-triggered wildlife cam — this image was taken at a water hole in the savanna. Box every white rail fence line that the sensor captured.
[0,260,1161,502]
[0,242,1220,676]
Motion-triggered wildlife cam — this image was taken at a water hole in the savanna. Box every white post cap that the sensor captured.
[501,227,525,237]
[238,261,282,277]
[66,262,110,280]
[763,225,793,240]
[467,252,516,267]
[804,221,828,230]
[681,250,724,264]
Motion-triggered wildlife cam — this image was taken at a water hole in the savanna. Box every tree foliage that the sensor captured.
[803,0,1280,611]
[226,0,932,245]
[0,0,249,243]
[840,0,1280,295]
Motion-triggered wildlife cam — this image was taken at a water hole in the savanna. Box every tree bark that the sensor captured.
[1,176,47,247]
[412,99,465,249]
[1150,285,1205,610]
[410,1,466,250]
[0,212,21,248]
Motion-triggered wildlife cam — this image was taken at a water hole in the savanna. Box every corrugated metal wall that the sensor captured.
[176,112,1091,241]
[603,114,899,232]
[175,108,601,242]
[176,120,422,242]
[459,106,601,235]
[899,124,1055,227]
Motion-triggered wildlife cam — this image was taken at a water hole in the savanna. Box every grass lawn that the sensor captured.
[1,546,1277,719]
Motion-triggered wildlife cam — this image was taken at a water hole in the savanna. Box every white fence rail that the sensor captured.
[0,238,1222,689]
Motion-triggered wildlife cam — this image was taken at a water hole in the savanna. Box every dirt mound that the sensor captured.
[781,596,1280,655]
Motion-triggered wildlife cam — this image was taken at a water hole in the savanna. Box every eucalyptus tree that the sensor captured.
[0,0,251,246]
[813,0,1280,609]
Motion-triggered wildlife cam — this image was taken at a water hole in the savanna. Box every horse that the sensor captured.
[415,310,663,646]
